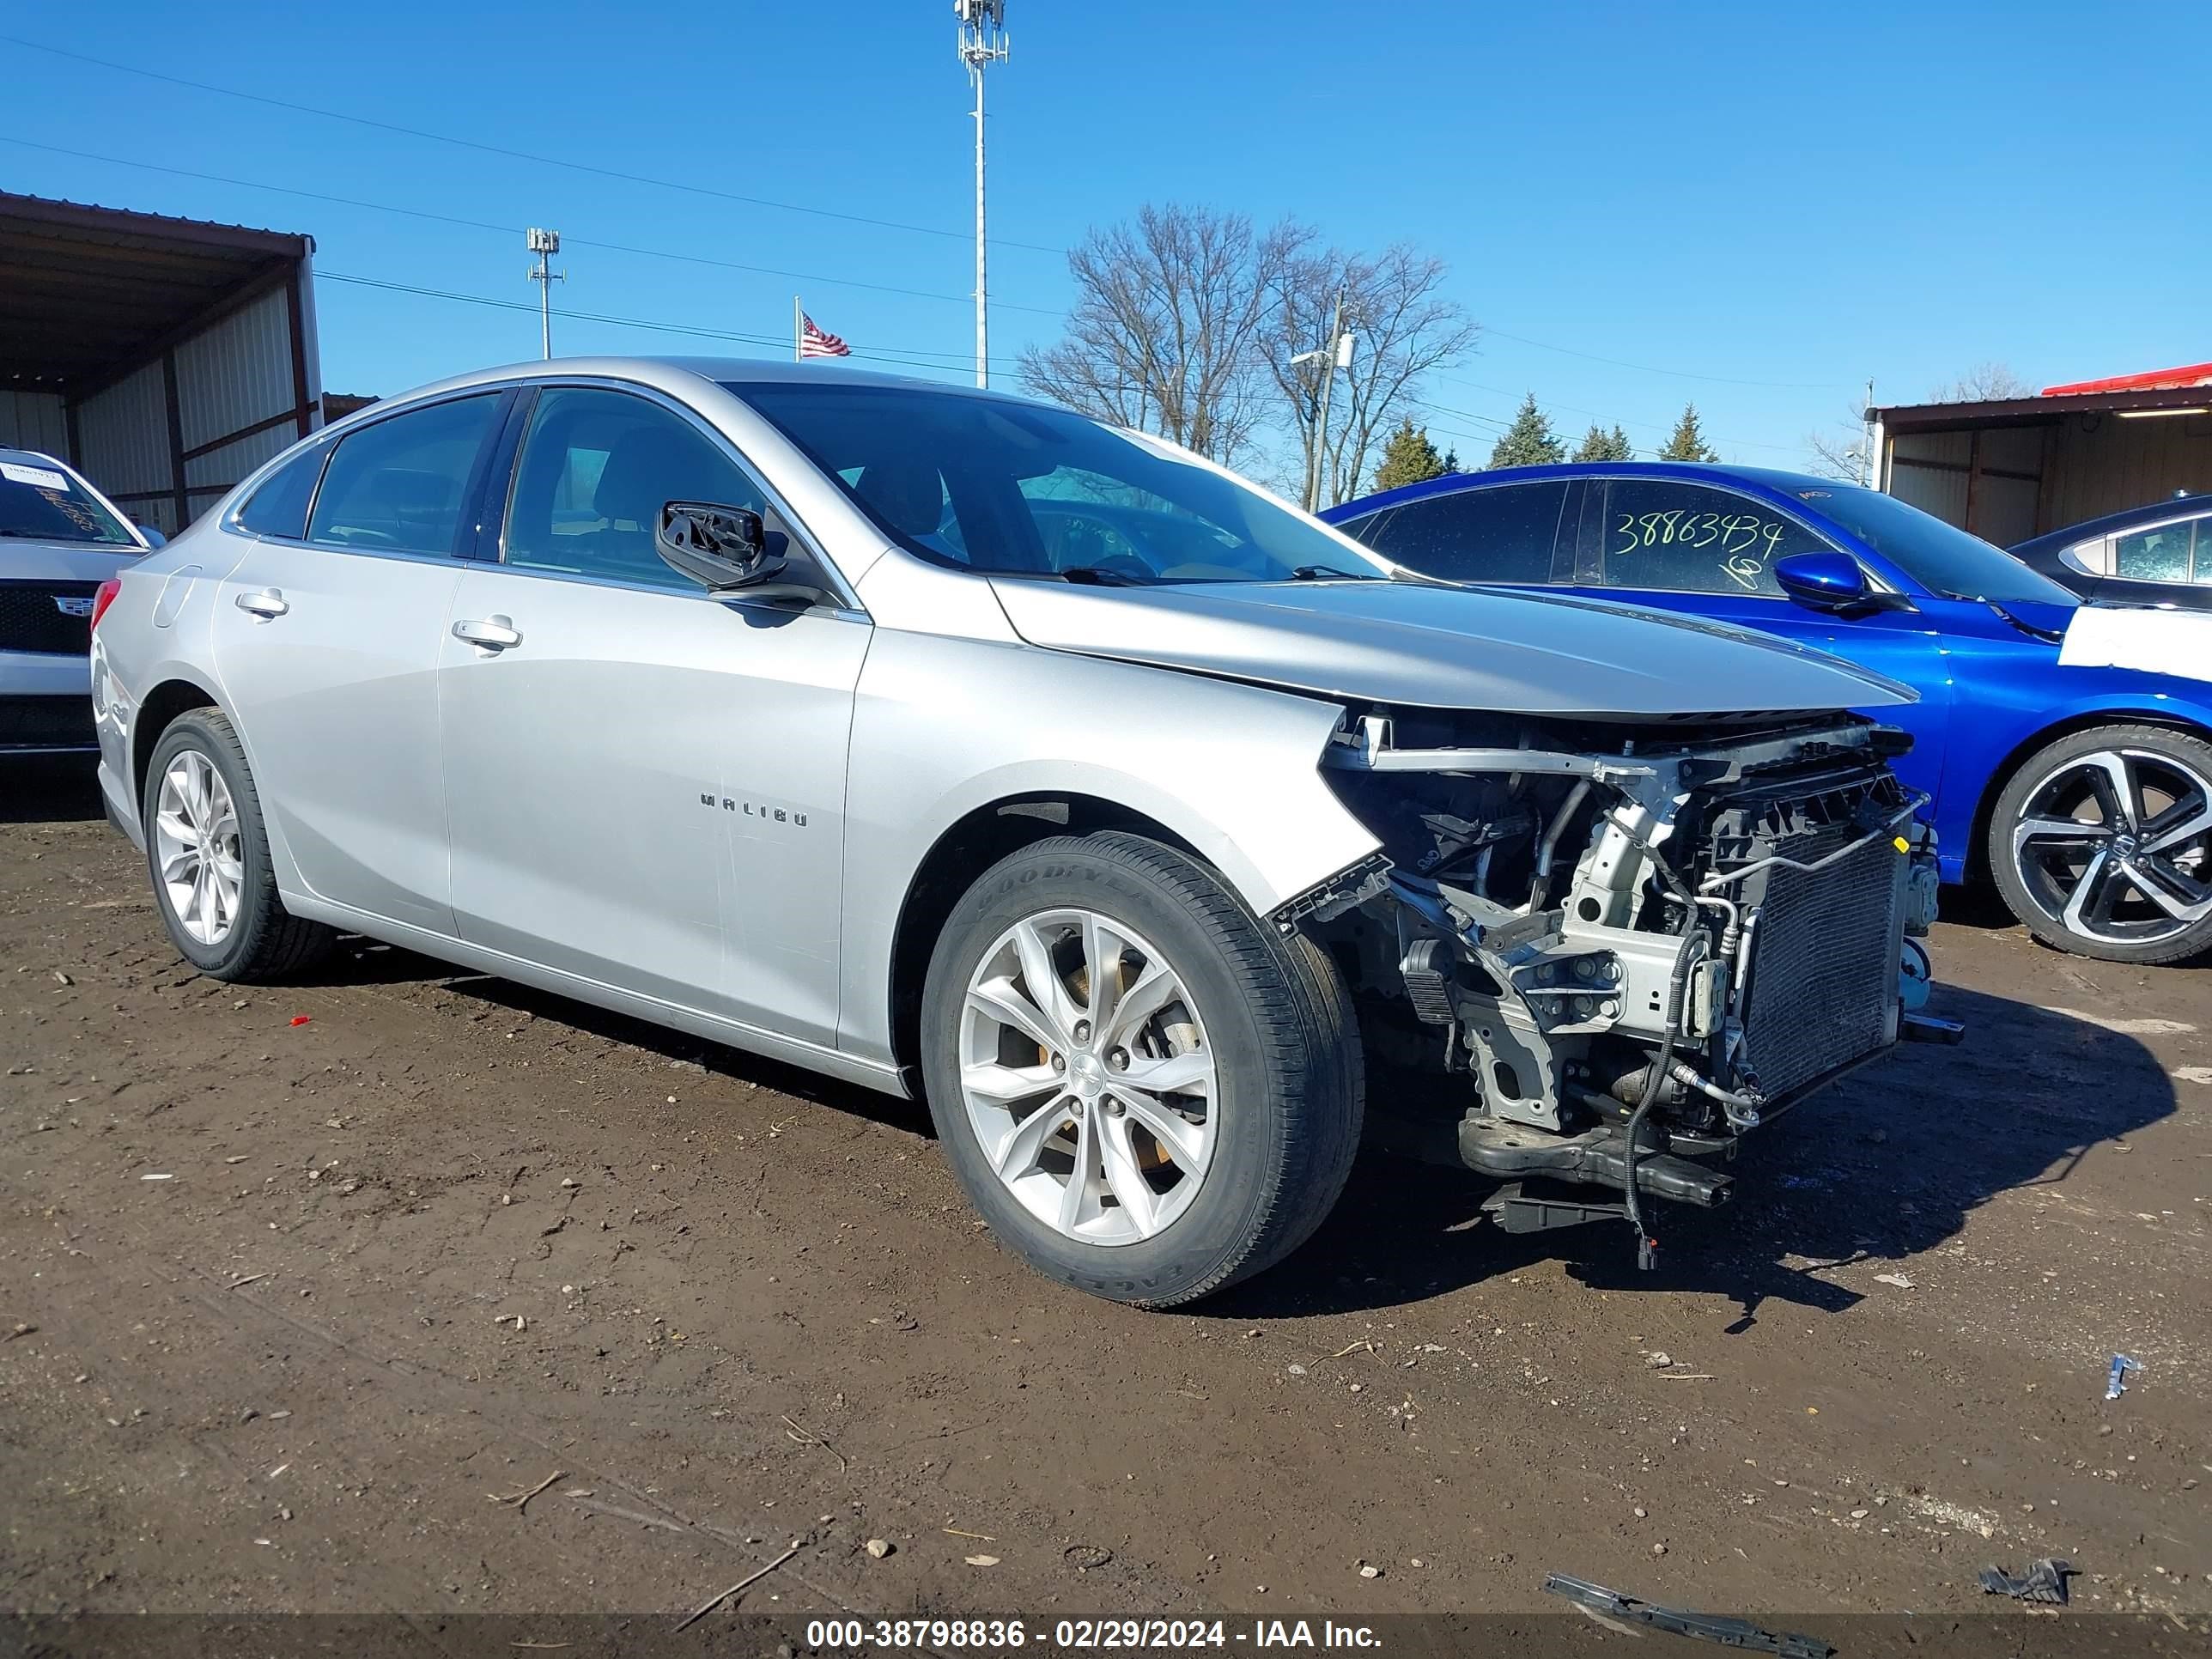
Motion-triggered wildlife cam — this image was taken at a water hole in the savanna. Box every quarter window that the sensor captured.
[1349,484,1566,585]
[1597,479,1828,597]
[306,396,501,556]
[235,442,329,540]
[503,388,766,589]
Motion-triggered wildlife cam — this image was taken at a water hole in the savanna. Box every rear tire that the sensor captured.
[143,709,334,982]
[1988,723,2212,965]
[920,832,1363,1308]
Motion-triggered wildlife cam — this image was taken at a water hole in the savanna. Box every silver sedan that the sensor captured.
[89,359,1940,1304]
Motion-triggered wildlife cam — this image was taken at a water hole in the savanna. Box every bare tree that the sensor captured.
[1263,242,1480,507]
[1018,204,1304,465]
[1931,361,2032,403]
[1804,400,1874,482]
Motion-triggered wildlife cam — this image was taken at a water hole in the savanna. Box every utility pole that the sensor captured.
[1861,377,1876,487]
[1294,290,1352,512]
[955,2,1008,389]
[526,228,562,361]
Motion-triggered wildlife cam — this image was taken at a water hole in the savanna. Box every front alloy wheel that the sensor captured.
[1994,724,2212,964]
[921,832,1363,1308]
[960,908,1218,1245]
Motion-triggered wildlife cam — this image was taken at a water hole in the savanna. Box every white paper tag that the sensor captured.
[2058,603,2212,684]
[1,461,68,491]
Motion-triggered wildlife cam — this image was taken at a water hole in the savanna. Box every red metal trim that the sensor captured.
[2042,362,2212,397]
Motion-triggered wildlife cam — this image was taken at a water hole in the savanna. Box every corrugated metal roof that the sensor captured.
[2042,363,2212,397]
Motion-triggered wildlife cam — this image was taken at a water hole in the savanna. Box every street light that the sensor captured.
[955,1,1009,389]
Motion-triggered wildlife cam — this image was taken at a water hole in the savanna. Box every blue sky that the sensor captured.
[4,2,2205,474]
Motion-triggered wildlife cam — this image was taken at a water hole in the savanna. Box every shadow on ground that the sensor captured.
[2,757,105,823]
[1209,981,2173,1324]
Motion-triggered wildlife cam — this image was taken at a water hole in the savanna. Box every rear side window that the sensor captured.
[235,443,328,540]
[2112,519,2199,584]
[307,396,501,556]
[1597,478,1829,597]
[1352,484,1567,585]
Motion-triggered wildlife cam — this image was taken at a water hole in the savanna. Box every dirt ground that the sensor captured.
[3,756,2208,1642]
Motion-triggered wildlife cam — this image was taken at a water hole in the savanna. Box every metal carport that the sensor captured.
[1871,366,2212,547]
[0,191,322,535]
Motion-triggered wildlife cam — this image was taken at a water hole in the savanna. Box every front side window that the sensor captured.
[732,382,1388,585]
[1596,479,1827,597]
[2112,519,2198,584]
[307,396,501,556]
[1352,483,1566,586]
[503,388,766,589]
[1771,478,2075,605]
[0,455,137,546]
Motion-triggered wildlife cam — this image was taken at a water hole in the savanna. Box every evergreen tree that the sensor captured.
[1656,404,1720,462]
[1372,417,1455,492]
[1571,423,1635,462]
[1486,393,1565,469]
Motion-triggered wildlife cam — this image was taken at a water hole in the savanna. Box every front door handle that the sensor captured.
[234,588,289,620]
[452,615,522,652]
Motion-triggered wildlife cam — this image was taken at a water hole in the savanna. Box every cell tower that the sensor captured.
[526,228,563,361]
[955,2,1008,389]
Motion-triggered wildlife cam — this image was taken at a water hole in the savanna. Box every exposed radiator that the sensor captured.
[1736,828,1904,1098]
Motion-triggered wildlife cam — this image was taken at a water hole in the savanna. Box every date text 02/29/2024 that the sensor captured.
[803,1618,1383,1650]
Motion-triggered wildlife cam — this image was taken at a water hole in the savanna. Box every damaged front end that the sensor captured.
[1289,706,1954,1267]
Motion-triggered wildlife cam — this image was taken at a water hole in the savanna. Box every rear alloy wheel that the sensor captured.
[143,709,334,981]
[921,832,1362,1307]
[1990,724,2212,964]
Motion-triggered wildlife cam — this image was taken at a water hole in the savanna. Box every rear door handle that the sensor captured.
[234,588,289,620]
[452,615,522,651]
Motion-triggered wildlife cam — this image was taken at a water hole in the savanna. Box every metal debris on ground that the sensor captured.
[2105,1353,2141,1401]
[1980,1558,2074,1606]
[1873,1272,1915,1289]
[1542,1573,1832,1659]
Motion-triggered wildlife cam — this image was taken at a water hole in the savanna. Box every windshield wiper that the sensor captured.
[1057,566,1151,586]
[1291,563,1383,581]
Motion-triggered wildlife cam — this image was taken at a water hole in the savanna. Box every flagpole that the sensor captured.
[793,295,802,363]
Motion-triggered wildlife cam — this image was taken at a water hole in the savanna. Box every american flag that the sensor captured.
[799,313,851,359]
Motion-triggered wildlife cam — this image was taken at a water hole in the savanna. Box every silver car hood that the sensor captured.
[989,578,1915,715]
[1,535,145,583]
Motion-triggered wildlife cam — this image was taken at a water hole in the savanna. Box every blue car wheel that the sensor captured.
[1989,723,2212,965]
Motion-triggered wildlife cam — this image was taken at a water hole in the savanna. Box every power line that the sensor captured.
[0,32,1068,258]
[1478,327,1846,392]
[314,269,1019,377]
[0,136,1066,317]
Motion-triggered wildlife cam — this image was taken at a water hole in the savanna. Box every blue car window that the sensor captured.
[1597,479,1827,597]
[307,395,502,558]
[1349,483,1565,585]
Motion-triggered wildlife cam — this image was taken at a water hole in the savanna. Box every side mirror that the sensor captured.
[136,524,167,550]
[1774,550,1906,614]
[656,501,787,591]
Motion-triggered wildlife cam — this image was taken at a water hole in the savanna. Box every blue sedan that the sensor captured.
[1326,461,2212,964]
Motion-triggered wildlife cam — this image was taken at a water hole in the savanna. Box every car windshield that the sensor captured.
[0,456,138,546]
[729,381,1389,584]
[1781,480,2074,606]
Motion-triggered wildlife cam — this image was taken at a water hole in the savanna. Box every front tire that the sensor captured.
[920,832,1363,1308]
[143,709,334,981]
[1988,723,2212,965]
